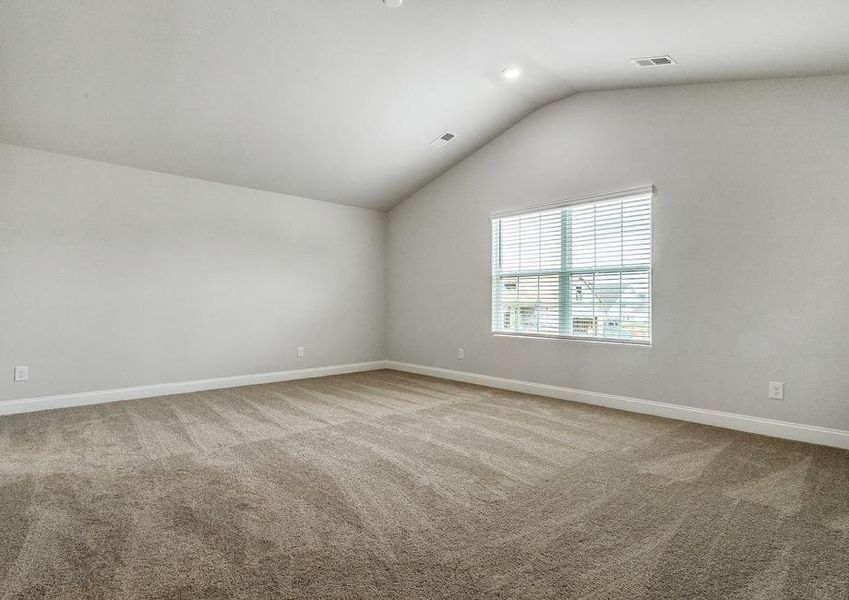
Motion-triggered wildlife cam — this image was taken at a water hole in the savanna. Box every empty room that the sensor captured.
[2,1,848,598]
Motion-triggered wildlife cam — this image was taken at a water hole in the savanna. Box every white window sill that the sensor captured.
[492,332,652,347]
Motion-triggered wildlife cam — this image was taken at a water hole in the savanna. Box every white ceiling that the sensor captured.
[2,1,848,210]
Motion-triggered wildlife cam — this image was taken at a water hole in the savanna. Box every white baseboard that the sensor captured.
[0,361,389,416]
[385,361,849,450]
[6,359,848,450]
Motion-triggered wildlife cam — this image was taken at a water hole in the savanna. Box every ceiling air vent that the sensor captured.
[631,55,676,68]
[430,132,456,148]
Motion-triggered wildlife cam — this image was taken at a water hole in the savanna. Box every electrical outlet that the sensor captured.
[457,348,464,360]
[768,381,785,400]
[14,366,28,382]
[297,346,305,358]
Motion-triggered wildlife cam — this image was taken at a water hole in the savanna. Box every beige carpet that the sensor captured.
[0,370,847,599]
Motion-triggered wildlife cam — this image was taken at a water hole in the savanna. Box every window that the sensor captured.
[491,188,652,344]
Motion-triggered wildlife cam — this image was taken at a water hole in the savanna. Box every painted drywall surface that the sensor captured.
[387,75,849,430]
[0,144,386,401]
[7,2,849,210]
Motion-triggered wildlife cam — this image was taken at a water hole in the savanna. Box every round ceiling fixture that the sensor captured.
[502,67,522,80]
[383,0,403,7]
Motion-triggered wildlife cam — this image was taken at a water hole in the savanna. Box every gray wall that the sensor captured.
[387,75,849,430]
[0,143,386,401]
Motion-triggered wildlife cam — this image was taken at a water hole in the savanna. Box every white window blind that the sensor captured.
[491,188,652,344]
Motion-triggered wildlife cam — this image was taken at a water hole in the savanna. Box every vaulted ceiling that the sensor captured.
[2,1,848,210]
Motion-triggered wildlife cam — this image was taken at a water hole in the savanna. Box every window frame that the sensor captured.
[490,186,653,346]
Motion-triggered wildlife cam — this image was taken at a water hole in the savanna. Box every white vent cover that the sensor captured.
[430,132,456,148]
[631,55,676,68]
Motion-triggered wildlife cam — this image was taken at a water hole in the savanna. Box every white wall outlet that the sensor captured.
[14,366,28,381]
[297,346,305,358]
[457,348,464,360]
[768,381,785,400]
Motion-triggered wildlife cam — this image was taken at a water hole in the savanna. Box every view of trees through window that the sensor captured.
[491,191,651,343]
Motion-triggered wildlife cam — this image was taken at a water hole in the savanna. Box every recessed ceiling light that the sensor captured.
[383,0,403,7]
[502,67,521,80]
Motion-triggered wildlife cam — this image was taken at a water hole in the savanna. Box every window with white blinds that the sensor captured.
[491,188,652,344]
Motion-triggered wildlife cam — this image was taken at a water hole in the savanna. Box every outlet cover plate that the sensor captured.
[769,381,785,400]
